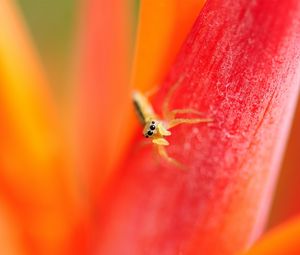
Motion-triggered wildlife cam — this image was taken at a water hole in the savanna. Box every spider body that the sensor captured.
[133,91,171,145]
[132,80,212,168]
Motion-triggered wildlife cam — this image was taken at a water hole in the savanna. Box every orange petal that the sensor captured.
[242,216,300,254]
[0,201,24,255]
[131,0,207,92]
[0,1,80,254]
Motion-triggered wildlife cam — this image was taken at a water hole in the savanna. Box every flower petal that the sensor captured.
[132,0,207,91]
[72,0,131,190]
[242,216,300,254]
[0,1,80,254]
[0,202,24,255]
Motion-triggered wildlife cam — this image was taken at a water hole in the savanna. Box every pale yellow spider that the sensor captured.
[132,80,212,167]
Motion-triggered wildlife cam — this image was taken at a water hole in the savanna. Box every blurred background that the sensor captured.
[17,0,76,100]
[15,0,300,231]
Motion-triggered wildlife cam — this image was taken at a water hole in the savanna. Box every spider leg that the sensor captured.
[152,138,169,146]
[162,75,185,119]
[171,108,203,115]
[157,123,171,136]
[157,145,186,170]
[167,108,203,120]
[167,118,213,129]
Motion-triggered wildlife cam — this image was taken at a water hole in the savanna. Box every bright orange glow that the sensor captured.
[242,216,300,255]
[0,1,80,254]
[0,202,23,255]
[131,0,207,92]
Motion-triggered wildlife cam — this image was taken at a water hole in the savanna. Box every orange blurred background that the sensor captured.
[1,1,300,254]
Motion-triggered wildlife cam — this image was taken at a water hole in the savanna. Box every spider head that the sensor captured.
[143,120,157,138]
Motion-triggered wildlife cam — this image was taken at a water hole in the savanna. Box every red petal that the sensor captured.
[97,0,300,254]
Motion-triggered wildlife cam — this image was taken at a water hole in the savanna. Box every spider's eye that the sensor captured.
[151,121,155,124]
[147,130,153,136]
[150,125,155,130]
[145,135,149,138]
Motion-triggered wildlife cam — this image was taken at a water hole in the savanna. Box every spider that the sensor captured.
[132,78,212,168]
